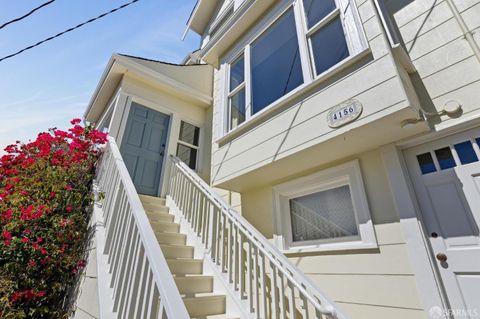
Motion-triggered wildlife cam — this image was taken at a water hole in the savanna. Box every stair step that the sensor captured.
[143,203,169,213]
[175,276,214,295]
[139,194,166,205]
[155,232,186,245]
[147,211,174,222]
[167,259,203,275]
[203,315,240,319]
[150,221,180,233]
[161,244,194,259]
[183,295,226,317]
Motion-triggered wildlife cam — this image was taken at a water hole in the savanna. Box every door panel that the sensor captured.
[405,128,480,318]
[120,102,170,196]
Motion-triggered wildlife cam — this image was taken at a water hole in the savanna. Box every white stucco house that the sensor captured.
[80,0,480,318]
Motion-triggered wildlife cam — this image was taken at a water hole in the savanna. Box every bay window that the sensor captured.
[225,0,366,134]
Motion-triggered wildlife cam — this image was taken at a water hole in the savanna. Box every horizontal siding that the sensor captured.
[308,274,423,309]
[393,0,480,132]
[337,302,426,319]
[289,243,413,275]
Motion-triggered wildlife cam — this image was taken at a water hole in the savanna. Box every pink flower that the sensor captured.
[70,118,81,125]
[21,237,29,243]
[2,230,12,241]
[66,206,73,212]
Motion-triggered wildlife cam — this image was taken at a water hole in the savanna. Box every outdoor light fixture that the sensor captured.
[401,100,462,129]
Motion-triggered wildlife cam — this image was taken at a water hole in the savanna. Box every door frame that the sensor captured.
[382,117,480,318]
[117,95,173,197]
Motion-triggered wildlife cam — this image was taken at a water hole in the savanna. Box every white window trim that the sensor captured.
[220,0,368,138]
[272,160,377,254]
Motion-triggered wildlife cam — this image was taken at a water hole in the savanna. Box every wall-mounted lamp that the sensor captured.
[401,100,462,129]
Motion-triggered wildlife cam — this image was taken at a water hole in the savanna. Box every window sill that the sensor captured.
[282,240,378,255]
[216,47,371,145]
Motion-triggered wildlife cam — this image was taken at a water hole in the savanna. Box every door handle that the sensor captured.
[436,253,448,262]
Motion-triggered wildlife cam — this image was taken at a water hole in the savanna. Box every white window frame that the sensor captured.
[221,0,368,136]
[272,160,377,253]
[177,121,201,170]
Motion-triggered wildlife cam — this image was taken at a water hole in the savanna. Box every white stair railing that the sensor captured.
[95,137,189,319]
[166,156,350,319]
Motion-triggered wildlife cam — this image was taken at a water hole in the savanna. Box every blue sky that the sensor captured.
[0,0,199,152]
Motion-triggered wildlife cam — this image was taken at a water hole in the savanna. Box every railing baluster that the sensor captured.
[247,240,254,313]
[260,252,268,319]
[254,246,260,318]
[279,272,286,319]
[271,263,279,319]
[288,280,297,319]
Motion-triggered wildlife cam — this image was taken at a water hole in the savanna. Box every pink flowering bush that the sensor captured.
[0,119,107,318]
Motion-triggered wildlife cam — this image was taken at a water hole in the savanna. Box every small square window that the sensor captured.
[230,56,244,91]
[273,160,377,252]
[176,144,198,170]
[454,141,478,165]
[435,147,456,170]
[177,121,200,170]
[289,185,358,242]
[229,89,246,129]
[179,121,200,146]
[417,152,436,175]
[310,17,350,75]
[302,0,336,29]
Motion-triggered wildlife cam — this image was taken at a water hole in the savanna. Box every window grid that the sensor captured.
[416,137,480,175]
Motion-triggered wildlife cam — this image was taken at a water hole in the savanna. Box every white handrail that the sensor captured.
[95,137,189,319]
[166,155,350,319]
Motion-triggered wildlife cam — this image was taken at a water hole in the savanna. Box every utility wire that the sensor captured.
[0,0,140,63]
[0,0,56,30]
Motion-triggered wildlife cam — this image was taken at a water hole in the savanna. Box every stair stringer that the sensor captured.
[166,195,254,319]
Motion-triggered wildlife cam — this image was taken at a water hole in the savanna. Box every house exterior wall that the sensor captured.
[392,0,480,130]
[241,148,426,319]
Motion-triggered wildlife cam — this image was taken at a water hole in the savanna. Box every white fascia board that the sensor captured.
[83,55,117,121]
[114,55,212,106]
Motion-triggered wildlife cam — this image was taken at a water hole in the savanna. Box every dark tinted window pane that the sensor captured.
[230,56,244,91]
[476,138,480,148]
[179,121,200,146]
[251,9,303,114]
[311,17,349,75]
[303,0,336,29]
[176,144,197,170]
[454,141,478,165]
[435,147,456,170]
[417,153,436,175]
[230,88,245,129]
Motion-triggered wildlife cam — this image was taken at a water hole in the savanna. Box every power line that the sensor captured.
[0,0,56,30]
[0,0,140,63]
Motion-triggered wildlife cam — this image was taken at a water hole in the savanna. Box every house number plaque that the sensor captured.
[327,99,363,128]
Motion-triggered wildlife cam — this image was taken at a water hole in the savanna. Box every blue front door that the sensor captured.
[120,102,170,196]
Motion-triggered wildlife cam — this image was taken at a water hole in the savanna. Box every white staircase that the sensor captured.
[139,194,238,319]
[94,137,348,319]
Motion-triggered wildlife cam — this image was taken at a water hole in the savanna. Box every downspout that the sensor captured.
[445,0,480,64]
